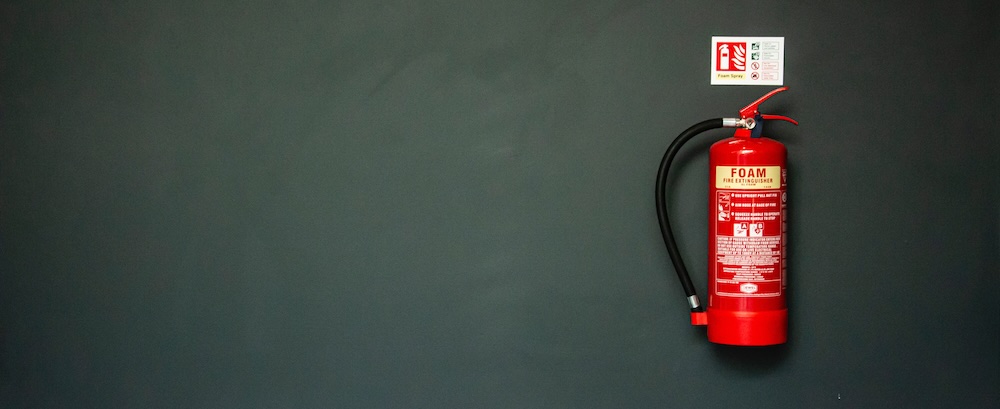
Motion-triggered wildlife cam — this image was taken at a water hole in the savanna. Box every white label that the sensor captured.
[715,190,784,297]
[711,36,784,86]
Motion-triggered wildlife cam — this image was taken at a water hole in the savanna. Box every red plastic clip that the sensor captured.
[691,312,708,326]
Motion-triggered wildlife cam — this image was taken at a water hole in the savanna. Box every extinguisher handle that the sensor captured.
[739,86,791,119]
[761,114,799,126]
[751,113,799,138]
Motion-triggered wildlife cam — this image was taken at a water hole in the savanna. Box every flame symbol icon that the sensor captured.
[732,44,746,70]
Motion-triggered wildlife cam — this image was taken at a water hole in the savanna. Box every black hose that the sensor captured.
[655,118,725,312]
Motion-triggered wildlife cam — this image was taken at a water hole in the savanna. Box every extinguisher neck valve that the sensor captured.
[735,87,799,138]
[723,117,762,130]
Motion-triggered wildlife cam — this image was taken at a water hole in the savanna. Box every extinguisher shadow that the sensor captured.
[709,341,790,372]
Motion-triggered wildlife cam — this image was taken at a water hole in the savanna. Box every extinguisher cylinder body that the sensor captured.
[707,135,787,346]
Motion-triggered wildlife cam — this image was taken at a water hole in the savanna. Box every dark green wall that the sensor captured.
[1,0,997,407]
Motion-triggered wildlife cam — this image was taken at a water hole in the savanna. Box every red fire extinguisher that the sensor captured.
[655,87,797,346]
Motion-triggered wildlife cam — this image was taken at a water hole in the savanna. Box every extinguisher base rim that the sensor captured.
[706,308,787,346]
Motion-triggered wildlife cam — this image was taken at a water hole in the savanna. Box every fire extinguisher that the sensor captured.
[655,87,797,346]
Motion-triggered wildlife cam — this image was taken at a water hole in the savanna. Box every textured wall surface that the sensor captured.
[1,0,997,407]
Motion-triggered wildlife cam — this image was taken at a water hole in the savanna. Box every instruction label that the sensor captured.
[711,36,784,86]
[715,187,785,297]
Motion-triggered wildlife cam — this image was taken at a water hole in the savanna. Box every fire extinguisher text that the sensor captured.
[731,168,767,178]
[715,166,781,189]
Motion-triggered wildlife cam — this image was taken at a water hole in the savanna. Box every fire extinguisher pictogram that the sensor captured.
[655,87,797,346]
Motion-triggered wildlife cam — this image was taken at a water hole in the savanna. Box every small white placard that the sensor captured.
[711,36,784,86]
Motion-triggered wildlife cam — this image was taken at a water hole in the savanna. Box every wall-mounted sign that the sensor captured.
[711,37,784,86]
